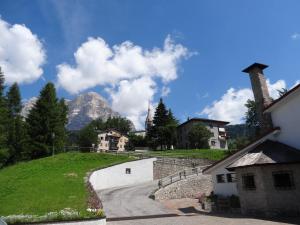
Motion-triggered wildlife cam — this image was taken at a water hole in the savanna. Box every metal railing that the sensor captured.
[158,165,210,189]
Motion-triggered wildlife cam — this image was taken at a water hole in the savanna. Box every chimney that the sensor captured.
[242,63,273,133]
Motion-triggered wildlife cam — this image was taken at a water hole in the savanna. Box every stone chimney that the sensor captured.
[242,63,273,133]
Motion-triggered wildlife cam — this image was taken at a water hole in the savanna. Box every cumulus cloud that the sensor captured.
[107,77,156,129]
[57,35,190,128]
[200,80,287,124]
[57,35,189,94]
[0,18,46,84]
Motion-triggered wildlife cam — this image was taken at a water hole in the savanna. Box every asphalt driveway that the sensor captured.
[97,181,175,218]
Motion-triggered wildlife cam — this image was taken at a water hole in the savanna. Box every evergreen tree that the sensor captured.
[0,67,9,167]
[26,83,65,158]
[6,83,26,162]
[153,98,168,127]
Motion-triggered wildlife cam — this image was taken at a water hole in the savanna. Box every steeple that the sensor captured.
[145,102,153,131]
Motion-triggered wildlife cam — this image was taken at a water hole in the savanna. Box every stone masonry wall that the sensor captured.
[154,174,212,200]
[153,157,214,180]
[236,164,300,217]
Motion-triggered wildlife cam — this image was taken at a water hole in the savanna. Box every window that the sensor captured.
[125,168,131,174]
[227,173,236,183]
[216,174,225,183]
[211,140,216,146]
[273,171,295,190]
[242,174,256,190]
[100,137,103,140]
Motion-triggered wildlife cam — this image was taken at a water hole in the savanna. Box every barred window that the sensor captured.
[242,174,256,190]
[273,171,294,190]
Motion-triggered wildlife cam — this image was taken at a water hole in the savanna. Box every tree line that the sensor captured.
[0,67,68,168]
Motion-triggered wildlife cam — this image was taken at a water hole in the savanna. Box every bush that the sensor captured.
[0,148,9,168]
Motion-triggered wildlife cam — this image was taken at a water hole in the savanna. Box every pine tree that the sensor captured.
[6,83,26,162]
[153,98,168,127]
[0,67,9,167]
[151,98,169,150]
[26,82,64,158]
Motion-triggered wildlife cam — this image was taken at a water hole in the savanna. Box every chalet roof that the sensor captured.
[178,117,229,128]
[227,140,300,170]
[264,83,300,113]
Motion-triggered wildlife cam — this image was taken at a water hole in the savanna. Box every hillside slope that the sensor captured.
[0,153,131,216]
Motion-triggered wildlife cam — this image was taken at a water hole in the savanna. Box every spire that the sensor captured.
[145,101,153,131]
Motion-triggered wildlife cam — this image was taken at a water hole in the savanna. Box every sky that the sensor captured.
[1,0,300,129]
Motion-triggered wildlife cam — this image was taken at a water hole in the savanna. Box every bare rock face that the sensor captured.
[21,97,38,118]
[21,92,135,131]
[66,92,121,130]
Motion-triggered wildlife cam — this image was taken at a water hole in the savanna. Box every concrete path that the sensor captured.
[107,214,300,225]
[97,181,175,218]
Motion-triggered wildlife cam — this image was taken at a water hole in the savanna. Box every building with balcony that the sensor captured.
[177,118,229,150]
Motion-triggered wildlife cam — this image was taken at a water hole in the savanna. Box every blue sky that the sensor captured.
[0,0,300,129]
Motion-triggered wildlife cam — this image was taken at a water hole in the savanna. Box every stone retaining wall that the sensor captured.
[153,157,214,179]
[154,174,213,200]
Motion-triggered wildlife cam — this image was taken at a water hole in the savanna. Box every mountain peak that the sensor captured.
[21,92,135,131]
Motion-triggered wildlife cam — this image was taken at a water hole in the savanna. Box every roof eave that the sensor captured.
[202,127,281,174]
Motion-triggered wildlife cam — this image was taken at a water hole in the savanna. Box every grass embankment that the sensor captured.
[137,149,229,161]
[0,152,131,217]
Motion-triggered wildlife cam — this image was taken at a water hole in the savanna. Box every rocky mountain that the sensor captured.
[21,92,135,131]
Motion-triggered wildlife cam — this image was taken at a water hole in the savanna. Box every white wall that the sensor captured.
[211,167,238,196]
[90,158,157,190]
[271,92,300,149]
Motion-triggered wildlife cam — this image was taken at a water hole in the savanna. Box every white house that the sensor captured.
[203,63,300,216]
[97,129,128,152]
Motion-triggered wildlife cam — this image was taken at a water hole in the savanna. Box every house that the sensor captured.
[177,118,229,150]
[97,129,128,152]
[203,63,300,216]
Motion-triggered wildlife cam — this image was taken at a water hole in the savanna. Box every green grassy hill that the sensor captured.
[0,153,131,217]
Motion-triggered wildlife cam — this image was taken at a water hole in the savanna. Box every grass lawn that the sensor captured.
[0,152,132,217]
[136,149,230,161]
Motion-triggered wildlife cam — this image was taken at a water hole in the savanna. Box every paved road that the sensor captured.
[107,214,300,225]
[97,181,174,218]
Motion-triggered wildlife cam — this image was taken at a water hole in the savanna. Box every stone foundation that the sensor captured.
[154,174,213,200]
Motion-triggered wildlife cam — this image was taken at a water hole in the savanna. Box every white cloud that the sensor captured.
[161,86,171,97]
[0,18,46,84]
[200,80,287,124]
[57,35,189,94]
[291,33,300,40]
[107,77,156,130]
[57,35,190,128]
